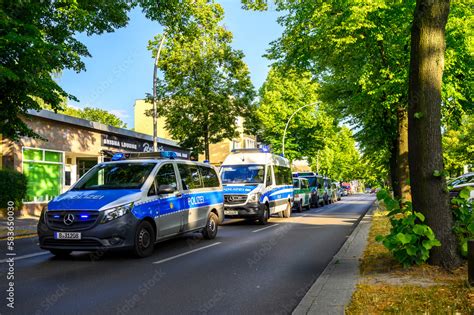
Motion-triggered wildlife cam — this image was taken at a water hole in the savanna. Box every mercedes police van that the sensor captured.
[219,148,293,224]
[37,152,224,258]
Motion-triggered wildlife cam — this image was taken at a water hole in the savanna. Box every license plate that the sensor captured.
[224,210,239,215]
[54,232,81,240]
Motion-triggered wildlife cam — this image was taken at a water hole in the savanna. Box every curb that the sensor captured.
[292,200,377,315]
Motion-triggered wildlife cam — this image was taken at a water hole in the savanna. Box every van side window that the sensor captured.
[274,166,291,185]
[265,166,272,187]
[155,163,178,190]
[199,166,220,188]
[178,164,203,190]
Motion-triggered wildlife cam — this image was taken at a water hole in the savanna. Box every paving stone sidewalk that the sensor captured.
[0,217,39,238]
[293,203,375,315]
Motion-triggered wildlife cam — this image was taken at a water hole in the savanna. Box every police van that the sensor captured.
[219,148,293,224]
[37,151,224,258]
[292,177,311,212]
[293,172,325,207]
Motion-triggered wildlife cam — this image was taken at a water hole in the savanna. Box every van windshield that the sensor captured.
[221,165,265,184]
[301,177,317,188]
[73,162,156,190]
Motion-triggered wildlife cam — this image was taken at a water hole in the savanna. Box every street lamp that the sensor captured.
[152,32,166,152]
[281,101,320,157]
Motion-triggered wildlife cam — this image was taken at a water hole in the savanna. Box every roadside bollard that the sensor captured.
[469,240,474,286]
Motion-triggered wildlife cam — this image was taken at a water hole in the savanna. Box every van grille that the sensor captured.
[224,194,247,205]
[46,211,100,231]
[43,238,103,248]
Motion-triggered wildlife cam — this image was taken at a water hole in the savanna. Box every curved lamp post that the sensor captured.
[281,101,320,157]
[152,32,167,152]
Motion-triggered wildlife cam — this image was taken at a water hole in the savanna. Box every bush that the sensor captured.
[451,187,474,257]
[375,189,440,267]
[0,169,27,216]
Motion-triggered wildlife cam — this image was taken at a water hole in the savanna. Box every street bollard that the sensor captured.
[469,240,474,286]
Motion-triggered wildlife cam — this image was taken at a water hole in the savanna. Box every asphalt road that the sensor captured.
[0,194,375,315]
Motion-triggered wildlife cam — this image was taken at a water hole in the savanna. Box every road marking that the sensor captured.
[152,242,222,265]
[0,251,50,263]
[252,224,280,233]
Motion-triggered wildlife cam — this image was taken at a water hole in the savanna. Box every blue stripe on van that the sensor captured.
[132,190,223,219]
[260,185,293,203]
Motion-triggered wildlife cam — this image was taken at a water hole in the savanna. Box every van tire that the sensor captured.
[283,201,292,218]
[258,205,269,225]
[202,212,219,240]
[132,221,155,258]
[50,249,72,257]
[297,200,303,213]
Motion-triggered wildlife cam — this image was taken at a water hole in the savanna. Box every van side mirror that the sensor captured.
[158,184,175,195]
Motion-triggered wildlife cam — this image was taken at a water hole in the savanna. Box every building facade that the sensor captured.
[1,110,189,215]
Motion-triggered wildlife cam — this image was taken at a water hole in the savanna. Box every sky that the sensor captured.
[57,1,284,128]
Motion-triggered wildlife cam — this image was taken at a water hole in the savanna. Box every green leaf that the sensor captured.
[413,224,426,235]
[414,112,424,119]
[414,212,425,222]
[433,170,442,177]
[376,189,389,201]
[459,187,473,200]
[396,233,411,245]
[375,235,385,242]
[406,246,417,256]
[384,198,400,211]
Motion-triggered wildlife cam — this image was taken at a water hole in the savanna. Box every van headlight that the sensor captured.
[101,203,133,223]
[247,193,260,203]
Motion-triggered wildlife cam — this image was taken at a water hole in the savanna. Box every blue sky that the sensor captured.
[57,1,284,128]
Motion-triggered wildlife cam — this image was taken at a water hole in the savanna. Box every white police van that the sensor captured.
[37,151,224,258]
[220,148,293,224]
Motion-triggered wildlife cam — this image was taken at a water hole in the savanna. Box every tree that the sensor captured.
[443,114,474,177]
[254,68,332,161]
[0,1,132,140]
[407,0,461,269]
[314,127,362,182]
[148,0,254,159]
[261,0,471,202]
[62,107,127,129]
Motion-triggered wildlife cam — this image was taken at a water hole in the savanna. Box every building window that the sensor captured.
[23,148,64,203]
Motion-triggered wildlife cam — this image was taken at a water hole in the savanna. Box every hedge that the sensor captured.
[0,169,27,216]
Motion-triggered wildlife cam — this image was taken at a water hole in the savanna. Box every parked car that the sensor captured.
[292,177,311,212]
[448,172,474,201]
[38,151,224,258]
[220,148,293,224]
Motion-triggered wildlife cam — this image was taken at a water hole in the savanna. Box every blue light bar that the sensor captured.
[53,215,60,218]
[111,152,126,161]
[80,215,89,219]
[160,151,177,159]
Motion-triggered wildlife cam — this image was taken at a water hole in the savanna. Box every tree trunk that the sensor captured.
[389,140,401,199]
[396,108,411,202]
[204,124,210,161]
[408,0,460,269]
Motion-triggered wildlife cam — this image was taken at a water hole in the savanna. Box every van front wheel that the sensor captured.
[132,221,155,258]
[258,205,269,225]
[202,212,219,240]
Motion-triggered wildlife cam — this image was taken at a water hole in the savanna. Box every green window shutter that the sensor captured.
[24,149,43,161]
[23,162,62,202]
[45,151,62,163]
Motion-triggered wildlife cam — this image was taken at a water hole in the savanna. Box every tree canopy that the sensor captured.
[148,0,255,159]
[0,0,132,140]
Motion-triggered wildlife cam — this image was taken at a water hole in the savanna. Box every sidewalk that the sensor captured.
[293,203,375,315]
[0,217,39,239]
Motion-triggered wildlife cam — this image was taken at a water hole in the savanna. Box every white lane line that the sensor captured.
[152,242,222,265]
[252,224,280,233]
[0,251,50,263]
